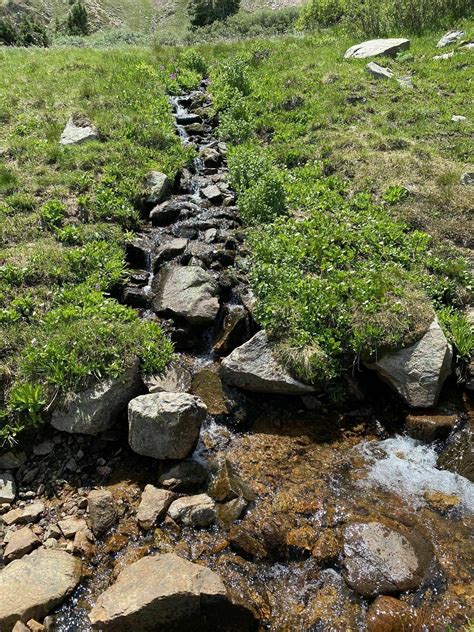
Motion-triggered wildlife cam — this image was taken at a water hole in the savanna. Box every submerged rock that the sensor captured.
[87,489,117,536]
[367,596,416,632]
[366,318,452,408]
[220,331,315,395]
[153,266,220,326]
[437,30,465,48]
[60,116,99,146]
[51,360,142,435]
[344,38,410,59]
[158,460,208,493]
[168,493,216,527]
[88,553,257,631]
[0,548,82,629]
[191,367,229,416]
[343,521,432,597]
[128,392,207,459]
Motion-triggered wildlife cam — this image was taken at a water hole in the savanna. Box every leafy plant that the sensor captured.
[383,185,409,205]
[8,383,45,426]
[438,307,474,363]
[40,200,66,230]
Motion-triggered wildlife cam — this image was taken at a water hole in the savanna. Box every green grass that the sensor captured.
[0,46,209,442]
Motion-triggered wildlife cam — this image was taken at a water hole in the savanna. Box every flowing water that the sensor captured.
[49,86,474,631]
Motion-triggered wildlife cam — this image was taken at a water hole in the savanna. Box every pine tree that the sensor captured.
[67,1,89,36]
[188,0,241,29]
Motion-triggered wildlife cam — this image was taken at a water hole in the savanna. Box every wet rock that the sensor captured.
[60,116,99,146]
[153,237,188,268]
[213,305,249,356]
[423,490,461,512]
[366,318,452,408]
[4,527,41,561]
[201,184,223,203]
[144,360,192,394]
[220,331,316,395]
[158,460,208,493]
[136,485,175,530]
[89,553,257,631]
[150,201,182,227]
[0,452,26,470]
[460,172,474,186]
[51,360,142,435]
[217,498,247,528]
[200,147,222,169]
[176,113,202,125]
[73,530,95,559]
[307,569,365,631]
[185,122,207,136]
[128,392,207,460]
[208,459,255,503]
[168,493,216,527]
[228,523,268,561]
[87,490,117,536]
[122,286,149,309]
[311,528,342,564]
[33,441,54,457]
[141,171,171,207]
[405,411,457,441]
[0,472,16,504]
[58,517,88,539]
[191,368,229,416]
[125,236,152,268]
[0,548,82,629]
[366,61,394,79]
[437,30,465,48]
[344,38,410,59]
[343,521,432,596]
[153,266,220,327]
[367,595,416,632]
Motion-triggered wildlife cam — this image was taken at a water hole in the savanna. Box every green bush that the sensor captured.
[297,0,347,29]
[67,1,89,36]
[0,15,49,47]
[188,0,241,28]
[178,48,208,77]
[239,171,287,225]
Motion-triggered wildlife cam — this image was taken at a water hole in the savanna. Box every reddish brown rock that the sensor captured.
[405,411,457,441]
[367,595,416,632]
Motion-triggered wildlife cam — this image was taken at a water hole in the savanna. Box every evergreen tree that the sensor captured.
[188,0,240,28]
[0,16,17,45]
[67,1,89,36]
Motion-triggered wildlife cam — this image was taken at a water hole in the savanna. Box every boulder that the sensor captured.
[153,238,188,268]
[60,116,99,146]
[437,30,465,48]
[158,461,208,493]
[136,485,175,530]
[366,62,394,79]
[128,392,207,460]
[0,472,16,504]
[4,527,40,561]
[88,553,257,631]
[153,266,220,327]
[150,202,182,227]
[343,521,432,597]
[58,517,88,539]
[51,360,142,435]
[142,171,171,207]
[87,490,117,536]
[201,184,223,203]
[217,498,247,528]
[0,548,82,629]
[220,331,315,395]
[460,172,474,186]
[168,494,216,527]
[344,38,410,59]
[366,318,452,408]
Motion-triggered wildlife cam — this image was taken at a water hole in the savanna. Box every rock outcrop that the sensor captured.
[88,553,257,631]
[220,331,315,395]
[366,318,452,408]
[51,360,142,435]
[344,38,410,59]
[343,521,432,597]
[0,548,82,629]
[128,392,207,459]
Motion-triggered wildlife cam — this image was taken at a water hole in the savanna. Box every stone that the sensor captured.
[213,305,249,356]
[220,331,315,395]
[2,508,23,526]
[423,490,461,512]
[60,116,99,146]
[191,368,228,416]
[87,490,117,536]
[366,62,393,79]
[153,237,188,267]
[208,459,255,503]
[142,171,171,206]
[3,502,44,526]
[88,553,257,631]
[150,202,182,227]
[125,237,152,268]
[343,521,432,597]
[437,30,465,48]
[405,411,457,441]
[434,51,455,60]
[73,530,95,559]
[0,452,26,470]
[344,38,410,59]
[27,620,45,632]
[168,494,217,527]
[144,360,192,394]
[153,266,220,327]
[4,527,41,561]
[128,392,207,460]
[217,498,248,528]
[158,461,208,493]
[0,548,81,629]
[13,622,30,632]
[366,318,452,408]
[136,485,175,530]
[367,596,416,632]
[176,113,202,125]
[51,360,142,435]
[452,114,466,122]
[200,147,222,169]
[0,472,16,504]
[460,172,474,186]
[397,75,414,89]
[58,517,88,539]
[201,184,223,203]
[33,441,54,457]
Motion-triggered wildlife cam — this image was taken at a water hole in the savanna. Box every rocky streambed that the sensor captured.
[0,83,473,632]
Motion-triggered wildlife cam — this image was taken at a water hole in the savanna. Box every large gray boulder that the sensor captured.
[153,266,220,326]
[142,171,171,206]
[60,117,99,146]
[0,548,82,629]
[366,318,452,408]
[220,331,315,395]
[128,392,207,459]
[437,30,464,48]
[343,522,432,597]
[88,553,257,631]
[51,360,142,435]
[344,38,410,59]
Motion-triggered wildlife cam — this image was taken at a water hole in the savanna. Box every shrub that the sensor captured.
[1,15,50,47]
[239,171,287,225]
[178,49,208,77]
[188,0,241,28]
[67,1,89,36]
[297,0,347,29]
